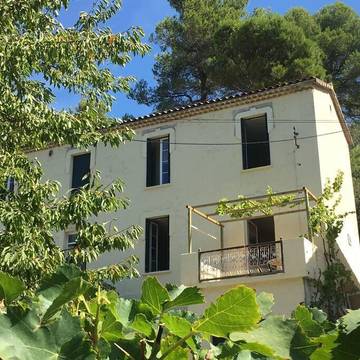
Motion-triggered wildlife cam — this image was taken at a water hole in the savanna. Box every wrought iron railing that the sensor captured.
[198,241,284,282]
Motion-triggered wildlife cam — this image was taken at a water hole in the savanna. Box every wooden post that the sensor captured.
[303,187,313,242]
[220,225,224,249]
[187,205,193,253]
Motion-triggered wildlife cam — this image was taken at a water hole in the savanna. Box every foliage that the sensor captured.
[0,0,150,290]
[349,121,360,227]
[129,0,248,111]
[309,171,356,320]
[130,1,360,120]
[216,187,295,218]
[0,267,360,359]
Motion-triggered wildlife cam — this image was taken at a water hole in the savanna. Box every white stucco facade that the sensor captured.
[29,80,360,314]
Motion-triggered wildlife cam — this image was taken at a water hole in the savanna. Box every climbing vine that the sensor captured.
[309,171,356,320]
[216,186,296,218]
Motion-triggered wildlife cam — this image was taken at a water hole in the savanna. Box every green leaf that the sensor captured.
[160,335,190,360]
[310,332,339,360]
[294,305,324,337]
[42,277,91,322]
[309,308,328,325]
[340,309,360,334]
[256,292,274,318]
[164,285,204,310]
[193,285,260,337]
[162,313,196,350]
[129,314,153,337]
[101,312,123,342]
[0,309,95,360]
[141,277,169,315]
[231,316,318,360]
[0,272,24,305]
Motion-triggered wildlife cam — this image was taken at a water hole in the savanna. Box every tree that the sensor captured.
[130,1,360,120]
[129,0,248,111]
[349,121,360,227]
[213,9,325,92]
[0,0,149,290]
[1,267,360,359]
[306,3,360,119]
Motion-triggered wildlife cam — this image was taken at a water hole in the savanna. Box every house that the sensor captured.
[29,77,360,314]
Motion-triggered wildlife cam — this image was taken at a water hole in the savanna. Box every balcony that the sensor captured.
[181,187,318,286]
[181,237,317,286]
[199,241,284,282]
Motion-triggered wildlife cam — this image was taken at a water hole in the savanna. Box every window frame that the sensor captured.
[234,107,273,171]
[145,215,170,273]
[245,216,275,245]
[241,114,271,170]
[146,135,170,187]
[66,233,78,249]
[71,152,91,192]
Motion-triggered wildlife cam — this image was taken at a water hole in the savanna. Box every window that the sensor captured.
[241,114,270,169]
[71,153,91,191]
[145,216,169,272]
[146,136,170,187]
[0,177,15,200]
[66,233,86,270]
[247,217,275,244]
[67,233,78,248]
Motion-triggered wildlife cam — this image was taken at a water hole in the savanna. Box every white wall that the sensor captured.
[313,88,360,284]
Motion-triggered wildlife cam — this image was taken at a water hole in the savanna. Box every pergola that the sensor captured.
[186,186,317,253]
[186,187,318,282]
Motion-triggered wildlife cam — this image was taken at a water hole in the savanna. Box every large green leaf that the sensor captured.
[141,277,170,315]
[101,311,124,342]
[231,316,318,360]
[310,332,339,360]
[160,334,190,360]
[0,309,95,360]
[330,326,360,359]
[294,305,324,337]
[0,272,24,305]
[340,309,360,334]
[193,285,260,337]
[130,313,154,337]
[162,313,196,350]
[164,284,204,310]
[256,292,274,318]
[42,277,91,322]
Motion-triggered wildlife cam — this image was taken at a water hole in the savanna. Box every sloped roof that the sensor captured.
[120,77,352,145]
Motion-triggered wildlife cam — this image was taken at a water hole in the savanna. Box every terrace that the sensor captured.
[181,187,319,284]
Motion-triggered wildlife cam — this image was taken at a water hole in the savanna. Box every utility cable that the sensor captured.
[131,130,344,147]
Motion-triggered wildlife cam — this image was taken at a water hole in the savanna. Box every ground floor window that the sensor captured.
[145,216,169,272]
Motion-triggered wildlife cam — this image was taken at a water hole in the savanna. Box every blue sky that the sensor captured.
[55,0,360,117]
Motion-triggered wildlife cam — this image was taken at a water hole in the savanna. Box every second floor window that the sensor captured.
[71,153,90,191]
[146,136,170,187]
[241,114,270,170]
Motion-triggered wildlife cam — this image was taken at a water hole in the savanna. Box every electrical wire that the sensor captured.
[126,117,352,124]
[132,130,344,146]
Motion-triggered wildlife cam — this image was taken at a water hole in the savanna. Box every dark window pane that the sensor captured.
[247,217,275,244]
[147,138,160,186]
[72,153,90,191]
[145,216,170,272]
[241,115,270,169]
[67,234,78,248]
[146,136,170,186]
